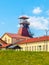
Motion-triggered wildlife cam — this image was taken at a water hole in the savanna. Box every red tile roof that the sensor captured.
[0,44,9,48]
[17,36,49,44]
[2,33,30,39]
[0,38,9,48]
[8,33,30,39]
[0,38,7,44]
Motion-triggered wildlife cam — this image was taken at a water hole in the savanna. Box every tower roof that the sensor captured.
[19,16,29,19]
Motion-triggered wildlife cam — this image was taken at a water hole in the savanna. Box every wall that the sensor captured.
[2,34,12,44]
[12,38,17,44]
[19,41,49,51]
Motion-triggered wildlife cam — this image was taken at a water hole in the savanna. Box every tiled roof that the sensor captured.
[0,44,9,48]
[2,33,30,39]
[0,38,7,44]
[6,33,19,38]
[17,36,49,44]
[0,38,9,48]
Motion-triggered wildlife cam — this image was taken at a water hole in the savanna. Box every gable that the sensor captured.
[0,38,8,48]
[1,33,12,39]
[1,33,12,44]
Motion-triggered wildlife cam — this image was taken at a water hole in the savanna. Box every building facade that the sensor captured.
[0,16,49,51]
[17,36,49,51]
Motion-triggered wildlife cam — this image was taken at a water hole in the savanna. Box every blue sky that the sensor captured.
[0,0,49,37]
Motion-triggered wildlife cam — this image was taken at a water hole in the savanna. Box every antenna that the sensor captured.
[45,29,49,36]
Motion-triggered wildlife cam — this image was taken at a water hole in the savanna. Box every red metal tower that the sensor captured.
[18,15,32,38]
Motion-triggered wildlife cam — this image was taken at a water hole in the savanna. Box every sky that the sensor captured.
[0,0,49,37]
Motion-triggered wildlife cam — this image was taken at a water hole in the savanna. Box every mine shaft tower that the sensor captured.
[18,16,33,38]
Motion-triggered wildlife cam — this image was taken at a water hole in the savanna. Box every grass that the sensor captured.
[0,50,49,65]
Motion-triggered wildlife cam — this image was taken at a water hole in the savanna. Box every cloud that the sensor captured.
[32,7,42,14]
[28,16,49,30]
[46,10,49,15]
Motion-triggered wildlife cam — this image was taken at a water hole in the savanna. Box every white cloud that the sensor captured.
[32,7,42,14]
[46,10,49,15]
[28,16,49,30]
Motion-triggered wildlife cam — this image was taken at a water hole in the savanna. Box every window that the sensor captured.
[29,46,31,51]
[34,46,36,51]
[8,39,10,43]
[5,37,7,42]
[46,44,48,51]
[25,47,26,51]
[25,47,28,51]
[37,45,41,51]
[33,46,36,51]
[43,45,45,51]
[26,47,28,51]
[32,46,33,51]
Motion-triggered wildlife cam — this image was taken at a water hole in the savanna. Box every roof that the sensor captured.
[1,33,30,39]
[19,16,29,19]
[0,38,7,44]
[17,36,49,44]
[0,44,9,48]
[0,38,9,48]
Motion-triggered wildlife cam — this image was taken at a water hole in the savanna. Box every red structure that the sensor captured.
[18,16,33,38]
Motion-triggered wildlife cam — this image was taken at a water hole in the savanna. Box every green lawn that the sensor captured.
[0,50,49,65]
